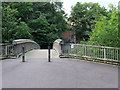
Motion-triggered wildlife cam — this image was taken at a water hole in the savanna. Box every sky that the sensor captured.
[62,0,120,17]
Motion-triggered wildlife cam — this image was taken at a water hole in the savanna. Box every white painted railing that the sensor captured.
[64,44,120,62]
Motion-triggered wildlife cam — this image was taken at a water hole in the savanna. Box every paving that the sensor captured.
[2,49,118,88]
[25,49,59,59]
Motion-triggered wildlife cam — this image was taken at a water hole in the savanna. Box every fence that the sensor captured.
[0,39,40,59]
[62,44,120,62]
[0,44,14,57]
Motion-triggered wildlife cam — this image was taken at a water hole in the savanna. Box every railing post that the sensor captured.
[104,47,106,59]
[22,46,25,62]
[48,46,50,62]
[5,45,7,56]
[85,46,87,56]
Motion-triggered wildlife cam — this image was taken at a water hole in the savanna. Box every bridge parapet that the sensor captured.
[53,39,63,56]
[0,39,40,59]
[13,39,40,57]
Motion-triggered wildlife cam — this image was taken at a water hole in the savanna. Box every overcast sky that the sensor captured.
[62,0,120,17]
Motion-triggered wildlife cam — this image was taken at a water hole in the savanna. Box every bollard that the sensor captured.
[22,46,25,62]
[48,46,50,62]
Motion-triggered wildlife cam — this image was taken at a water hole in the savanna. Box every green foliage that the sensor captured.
[69,2,107,42]
[2,3,32,43]
[14,22,32,39]
[28,2,67,47]
[89,5,118,47]
[28,13,49,46]
[2,2,67,48]
[10,2,33,22]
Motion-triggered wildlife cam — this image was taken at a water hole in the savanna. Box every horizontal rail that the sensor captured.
[72,44,120,49]
[62,44,120,62]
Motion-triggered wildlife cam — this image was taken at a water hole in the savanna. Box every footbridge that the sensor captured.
[0,39,62,59]
[1,39,119,88]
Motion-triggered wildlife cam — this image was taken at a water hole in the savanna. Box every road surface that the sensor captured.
[2,49,118,88]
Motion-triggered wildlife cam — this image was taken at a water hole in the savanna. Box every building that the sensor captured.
[61,31,76,43]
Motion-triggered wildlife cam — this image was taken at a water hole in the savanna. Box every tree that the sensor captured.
[89,5,118,47]
[69,2,107,42]
[28,13,50,47]
[28,2,67,48]
[2,2,68,48]
[2,3,32,43]
[9,2,33,22]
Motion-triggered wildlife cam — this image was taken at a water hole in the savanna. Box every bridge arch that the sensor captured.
[13,39,40,57]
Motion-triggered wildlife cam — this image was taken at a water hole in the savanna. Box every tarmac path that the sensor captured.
[2,49,118,88]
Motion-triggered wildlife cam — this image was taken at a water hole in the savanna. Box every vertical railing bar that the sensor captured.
[101,48,102,59]
[8,45,9,55]
[106,48,107,59]
[81,45,82,56]
[5,45,7,56]
[116,49,117,61]
[9,45,10,55]
[113,49,114,60]
[85,46,87,56]
[97,47,98,58]
[81,45,82,55]
[9,45,11,55]
[96,47,97,58]
[100,48,101,58]
[115,49,116,60]
[98,47,99,58]
[103,48,104,59]
[76,45,77,55]
[117,49,118,60]
[94,47,95,58]
[110,48,111,60]
[115,49,117,60]
[109,49,110,59]
[100,47,101,58]
[12,45,13,54]
[90,47,91,57]
[95,47,96,58]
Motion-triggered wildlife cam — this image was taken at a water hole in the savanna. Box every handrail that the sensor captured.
[0,39,40,59]
[62,44,120,62]
[72,44,120,49]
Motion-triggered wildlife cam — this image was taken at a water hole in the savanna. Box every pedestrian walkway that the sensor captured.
[24,49,59,59]
[2,49,118,88]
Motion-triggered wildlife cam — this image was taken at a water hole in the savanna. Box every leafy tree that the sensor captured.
[28,13,50,46]
[2,3,32,43]
[9,2,33,22]
[2,2,68,48]
[89,5,118,47]
[69,2,107,42]
[28,2,67,48]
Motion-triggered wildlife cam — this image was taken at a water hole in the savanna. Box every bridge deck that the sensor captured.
[2,49,118,88]
[25,49,59,59]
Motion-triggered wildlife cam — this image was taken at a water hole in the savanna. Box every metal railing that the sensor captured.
[0,44,14,57]
[63,44,120,62]
[0,39,40,59]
